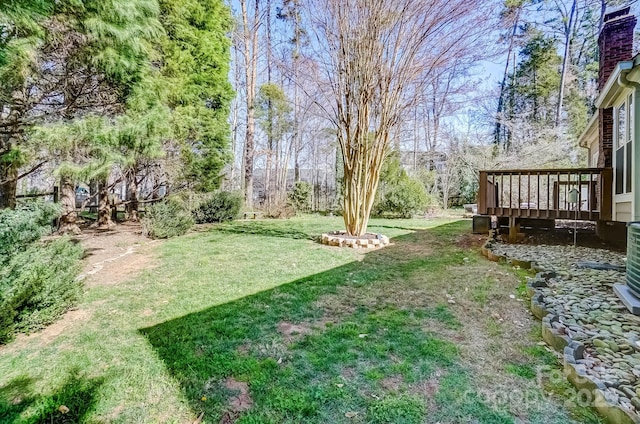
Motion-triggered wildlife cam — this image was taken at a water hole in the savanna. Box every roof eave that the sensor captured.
[578,110,599,148]
[596,61,635,108]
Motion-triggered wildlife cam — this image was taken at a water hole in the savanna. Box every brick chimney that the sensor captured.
[598,6,636,168]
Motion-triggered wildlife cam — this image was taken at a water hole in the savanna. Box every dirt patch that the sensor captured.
[225,378,253,412]
[411,371,442,413]
[506,221,625,252]
[315,290,358,320]
[218,412,239,424]
[236,344,250,355]
[75,222,161,287]
[13,309,91,347]
[380,375,404,392]
[277,321,313,343]
[218,378,254,424]
[456,233,487,249]
[411,372,441,398]
[341,367,356,380]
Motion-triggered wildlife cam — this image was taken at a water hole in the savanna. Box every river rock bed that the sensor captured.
[486,242,640,422]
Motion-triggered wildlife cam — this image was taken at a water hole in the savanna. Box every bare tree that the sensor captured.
[238,0,261,209]
[303,0,492,235]
[494,1,526,145]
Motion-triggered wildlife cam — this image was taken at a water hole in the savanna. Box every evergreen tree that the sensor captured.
[158,0,234,192]
[0,0,53,208]
[505,29,561,128]
[0,0,163,222]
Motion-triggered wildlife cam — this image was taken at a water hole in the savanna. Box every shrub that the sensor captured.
[142,199,194,239]
[0,238,84,343]
[0,202,84,344]
[373,153,429,218]
[0,202,60,265]
[375,177,429,218]
[288,181,312,213]
[192,191,243,224]
[264,198,296,219]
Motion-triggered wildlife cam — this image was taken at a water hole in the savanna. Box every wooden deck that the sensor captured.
[478,168,613,241]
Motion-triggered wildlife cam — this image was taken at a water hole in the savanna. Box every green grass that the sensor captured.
[505,363,537,380]
[0,216,596,423]
[471,277,495,306]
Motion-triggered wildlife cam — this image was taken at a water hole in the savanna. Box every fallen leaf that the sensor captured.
[345,411,358,418]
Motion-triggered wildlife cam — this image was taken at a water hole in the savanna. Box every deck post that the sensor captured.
[508,216,520,243]
[478,171,487,214]
[601,168,613,221]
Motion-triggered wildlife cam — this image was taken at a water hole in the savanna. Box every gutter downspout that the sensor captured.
[618,70,640,221]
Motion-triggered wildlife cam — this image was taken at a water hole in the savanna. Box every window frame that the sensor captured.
[614,92,633,198]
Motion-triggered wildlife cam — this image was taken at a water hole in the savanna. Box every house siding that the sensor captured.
[616,201,632,222]
[627,67,640,221]
[635,81,640,221]
[589,138,599,167]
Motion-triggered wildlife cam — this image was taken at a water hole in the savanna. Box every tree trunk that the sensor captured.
[340,133,384,237]
[265,148,273,208]
[555,0,576,127]
[58,175,81,234]
[0,165,17,209]
[125,169,139,222]
[96,180,115,229]
[494,6,521,145]
[241,0,259,210]
[244,115,255,209]
[294,148,300,182]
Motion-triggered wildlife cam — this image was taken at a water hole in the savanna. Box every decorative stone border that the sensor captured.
[320,231,390,249]
[481,239,640,424]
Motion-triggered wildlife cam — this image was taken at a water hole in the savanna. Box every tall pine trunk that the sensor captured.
[125,169,139,222]
[555,0,576,127]
[241,0,259,209]
[0,165,17,209]
[96,180,115,229]
[494,7,521,146]
[58,175,81,234]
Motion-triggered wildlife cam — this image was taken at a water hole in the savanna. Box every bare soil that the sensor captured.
[74,221,161,287]
[507,220,626,252]
[219,378,254,424]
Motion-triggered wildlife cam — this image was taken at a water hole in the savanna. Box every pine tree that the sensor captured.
[0,0,53,208]
[158,0,234,193]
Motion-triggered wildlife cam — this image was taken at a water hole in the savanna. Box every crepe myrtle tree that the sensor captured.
[305,0,492,236]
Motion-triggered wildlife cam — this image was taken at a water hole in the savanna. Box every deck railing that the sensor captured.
[478,168,612,221]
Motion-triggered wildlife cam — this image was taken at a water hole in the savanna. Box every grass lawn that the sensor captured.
[0,216,602,423]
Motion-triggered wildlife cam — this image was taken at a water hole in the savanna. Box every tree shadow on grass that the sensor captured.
[140,221,511,423]
[0,372,103,424]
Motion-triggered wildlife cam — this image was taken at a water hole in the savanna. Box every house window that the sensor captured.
[615,94,633,195]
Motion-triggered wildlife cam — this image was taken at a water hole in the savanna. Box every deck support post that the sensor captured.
[508,216,520,243]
